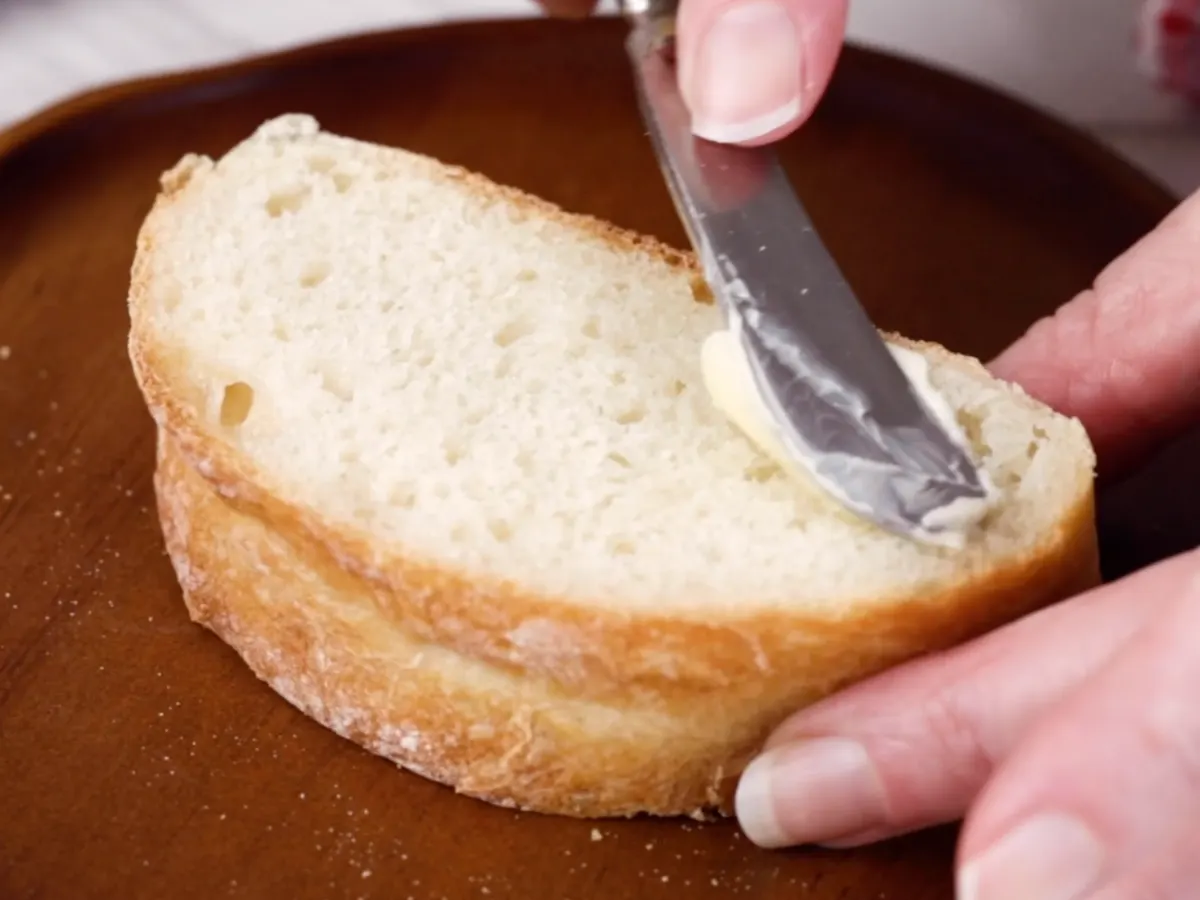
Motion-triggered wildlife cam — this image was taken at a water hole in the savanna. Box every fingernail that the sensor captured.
[687,0,803,144]
[957,813,1106,900]
[735,738,887,849]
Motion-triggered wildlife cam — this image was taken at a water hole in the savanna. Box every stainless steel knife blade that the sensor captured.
[622,3,992,545]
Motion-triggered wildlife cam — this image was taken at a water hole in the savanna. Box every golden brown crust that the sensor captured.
[156,430,1093,819]
[157,433,753,818]
[129,118,1102,816]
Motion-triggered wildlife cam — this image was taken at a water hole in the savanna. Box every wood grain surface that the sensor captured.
[0,18,1189,900]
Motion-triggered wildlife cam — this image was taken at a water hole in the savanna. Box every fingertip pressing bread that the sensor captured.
[128,114,1100,818]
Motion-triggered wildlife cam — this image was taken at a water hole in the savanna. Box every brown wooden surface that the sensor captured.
[0,17,1189,900]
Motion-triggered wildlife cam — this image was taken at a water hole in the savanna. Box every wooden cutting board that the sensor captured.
[0,17,1189,900]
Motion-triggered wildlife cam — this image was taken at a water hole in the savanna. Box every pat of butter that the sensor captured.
[700,329,997,544]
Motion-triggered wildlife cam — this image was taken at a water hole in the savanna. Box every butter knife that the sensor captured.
[621,0,992,545]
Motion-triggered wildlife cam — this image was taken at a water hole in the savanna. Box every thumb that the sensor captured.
[955,552,1200,899]
[676,0,850,146]
[732,551,1193,849]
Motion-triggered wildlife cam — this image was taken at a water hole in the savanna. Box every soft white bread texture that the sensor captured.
[128,114,1100,819]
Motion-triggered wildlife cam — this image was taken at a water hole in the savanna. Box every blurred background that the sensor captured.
[1,0,1197,195]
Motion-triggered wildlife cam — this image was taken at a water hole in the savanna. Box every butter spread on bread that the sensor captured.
[701,329,1000,547]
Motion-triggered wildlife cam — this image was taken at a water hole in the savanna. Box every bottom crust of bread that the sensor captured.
[154,428,1100,819]
[155,433,760,818]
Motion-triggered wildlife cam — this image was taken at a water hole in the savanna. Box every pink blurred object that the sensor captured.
[1138,0,1200,101]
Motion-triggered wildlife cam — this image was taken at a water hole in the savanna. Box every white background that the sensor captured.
[1,0,1198,196]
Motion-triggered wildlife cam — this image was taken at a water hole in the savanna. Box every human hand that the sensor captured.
[534,0,849,145]
[735,187,1200,898]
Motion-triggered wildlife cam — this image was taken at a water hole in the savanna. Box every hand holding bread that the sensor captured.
[739,187,1200,900]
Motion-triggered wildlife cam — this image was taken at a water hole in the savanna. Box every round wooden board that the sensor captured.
[0,17,1190,900]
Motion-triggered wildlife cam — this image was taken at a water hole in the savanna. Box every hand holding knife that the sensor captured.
[621,0,995,547]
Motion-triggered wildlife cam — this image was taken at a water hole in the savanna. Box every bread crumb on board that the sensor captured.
[0,345,10,360]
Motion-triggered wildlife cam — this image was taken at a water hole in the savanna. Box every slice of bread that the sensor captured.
[128,115,1100,818]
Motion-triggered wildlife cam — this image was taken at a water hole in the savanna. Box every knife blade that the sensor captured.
[621,2,993,546]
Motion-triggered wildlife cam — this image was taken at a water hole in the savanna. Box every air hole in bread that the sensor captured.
[606,451,632,469]
[607,537,636,557]
[493,319,535,348]
[449,523,469,543]
[332,172,355,194]
[614,407,646,426]
[743,460,781,483]
[272,319,291,343]
[307,155,336,174]
[320,370,354,402]
[516,269,538,282]
[219,382,254,427]
[300,261,331,288]
[494,355,515,378]
[265,185,311,218]
[514,450,535,474]
[1025,425,1050,460]
[956,410,992,458]
[414,353,435,369]
[488,519,513,543]
[581,318,601,340]
[668,379,687,397]
[444,442,465,466]
[609,371,627,387]
[161,285,182,313]
[389,484,416,509]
